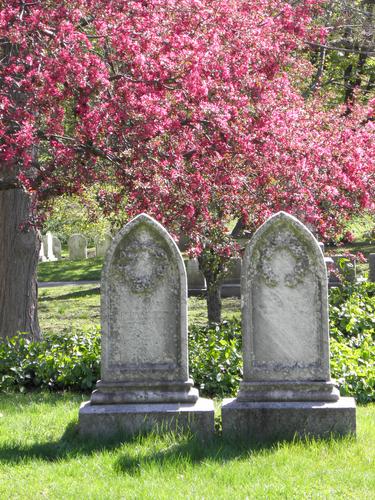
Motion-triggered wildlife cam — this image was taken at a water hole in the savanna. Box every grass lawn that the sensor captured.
[38,285,240,334]
[38,257,103,282]
[0,392,373,499]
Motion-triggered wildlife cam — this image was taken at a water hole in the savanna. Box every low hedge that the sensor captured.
[0,283,374,402]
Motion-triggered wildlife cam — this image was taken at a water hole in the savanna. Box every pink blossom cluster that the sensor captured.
[0,0,373,256]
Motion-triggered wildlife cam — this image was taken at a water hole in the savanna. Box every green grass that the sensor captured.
[38,257,103,282]
[0,392,374,499]
[38,285,240,334]
[38,285,101,335]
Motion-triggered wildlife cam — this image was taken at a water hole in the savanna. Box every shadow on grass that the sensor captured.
[0,422,277,469]
[0,420,134,464]
[113,434,274,476]
[39,287,100,302]
[1,418,348,472]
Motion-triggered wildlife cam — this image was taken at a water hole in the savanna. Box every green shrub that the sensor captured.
[330,333,375,404]
[329,282,375,341]
[328,282,374,403]
[0,327,100,392]
[189,319,243,397]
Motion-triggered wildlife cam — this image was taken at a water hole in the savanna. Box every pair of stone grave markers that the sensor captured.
[79,212,356,441]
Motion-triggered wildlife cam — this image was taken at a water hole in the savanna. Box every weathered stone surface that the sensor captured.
[68,233,87,260]
[185,258,206,293]
[222,212,356,440]
[79,398,214,439]
[79,214,213,438]
[240,211,332,389]
[222,397,356,440]
[96,233,113,258]
[95,213,197,403]
[52,235,61,260]
[369,254,375,282]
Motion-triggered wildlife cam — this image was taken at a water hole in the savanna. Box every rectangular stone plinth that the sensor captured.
[79,398,215,439]
[222,397,356,441]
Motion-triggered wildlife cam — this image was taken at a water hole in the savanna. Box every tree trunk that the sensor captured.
[0,188,41,340]
[206,279,222,324]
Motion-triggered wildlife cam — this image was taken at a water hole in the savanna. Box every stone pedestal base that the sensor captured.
[90,379,199,404]
[222,397,356,441]
[237,381,340,402]
[79,398,215,439]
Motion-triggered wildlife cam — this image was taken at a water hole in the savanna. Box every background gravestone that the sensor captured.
[68,233,87,260]
[222,212,356,440]
[79,213,214,438]
[52,235,62,260]
[42,232,57,261]
[221,258,241,298]
[95,233,113,258]
[185,258,206,294]
[38,232,47,262]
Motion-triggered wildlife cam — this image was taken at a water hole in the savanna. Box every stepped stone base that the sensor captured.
[237,381,340,402]
[222,397,356,441]
[79,398,215,439]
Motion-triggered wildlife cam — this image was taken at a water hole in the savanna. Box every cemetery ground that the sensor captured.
[0,392,374,498]
[1,217,374,498]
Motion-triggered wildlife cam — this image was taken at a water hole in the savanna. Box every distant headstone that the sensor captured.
[79,214,214,438]
[42,232,57,261]
[95,233,113,258]
[221,258,242,298]
[52,235,62,260]
[222,212,356,441]
[68,234,87,260]
[39,235,47,262]
[185,258,206,293]
[369,254,375,282]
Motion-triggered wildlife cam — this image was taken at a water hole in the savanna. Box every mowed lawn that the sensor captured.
[0,393,374,499]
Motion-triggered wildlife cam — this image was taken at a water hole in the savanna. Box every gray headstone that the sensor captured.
[185,258,206,292]
[240,211,332,387]
[222,212,356,440]
[68,234,87,260]
[79,214,214,438]
[95,233,113,258]
[221,258,242,298]
[42,232,57,261]
[52,235,62,260]
[369,254,375,282]
[38,235,47,262]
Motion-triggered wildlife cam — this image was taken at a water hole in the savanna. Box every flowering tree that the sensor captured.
[1,0,374,336]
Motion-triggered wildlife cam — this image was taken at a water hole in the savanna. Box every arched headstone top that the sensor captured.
[243,212,326,289]
[241,211,332,388]
[97,213,197,404]
[102,213,186,294]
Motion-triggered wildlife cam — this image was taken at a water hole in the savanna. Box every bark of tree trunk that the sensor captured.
[0,188,41,340]
[206,280,222,323]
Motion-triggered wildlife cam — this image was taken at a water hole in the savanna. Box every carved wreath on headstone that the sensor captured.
[249,229,310,288]
[114,239,168,294]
